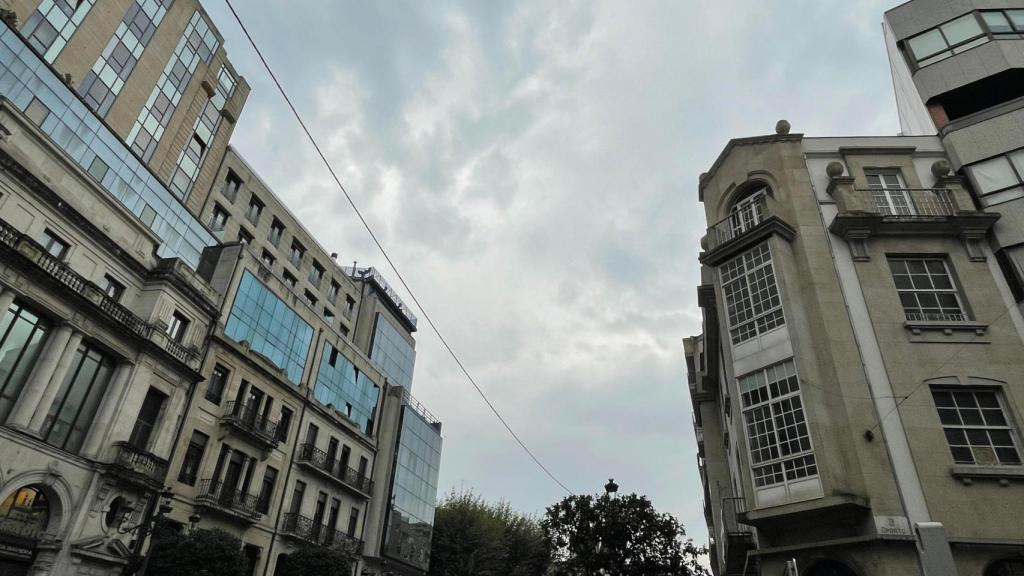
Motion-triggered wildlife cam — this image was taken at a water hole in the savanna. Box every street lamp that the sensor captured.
[604,478,618,497]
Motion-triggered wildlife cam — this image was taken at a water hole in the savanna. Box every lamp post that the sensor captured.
[604,478,618,497]
[131,487,175,576]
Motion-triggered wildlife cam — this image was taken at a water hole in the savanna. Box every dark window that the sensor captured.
[324,308,335,320]
[101,275,126,302]
[210,204,229,231]
[303,290,317,307]
[268,218,285,246]
[328,281,340,304]
[206,364,230,404]
[995,249,1024,303]
[985,559,1024,576]
[237,228,254,245]
[305,422,319,446]
[289,241,305,268]
[177,430,209,485]
[246,196,264,225]
[289,481,305,513]
[256,466,278,514]
[40,229,69,260]
[40,341,115,453]
[357,456,368,480]
[167,311,190,343]
[277,406,293,442]
[243,544,261,576]
[347,506,359,537]
[260,249,276,268]
[282,272,297,288]
[931,387,1021,466]
[327,498,341,532]
[128,387,167,450]
[309,262,325,286]
[345,295,356,314]
[328,345,339,367]
[340,445,351,471]
[223,170,243,201]
[312,491,327,528]
[0,302,51,423]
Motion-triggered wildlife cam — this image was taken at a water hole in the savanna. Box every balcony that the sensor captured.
[194,479,262,523]
[827,182,998,259]
[221,402,280,449]
[295,443,374,497]
[0,217,202,370]
[105,442,169,489]
[720,497,754,576]
[701,196,795,266]
[280,512,364,555]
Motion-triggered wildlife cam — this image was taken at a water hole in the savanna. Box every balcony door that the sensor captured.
[728,188,766,239]
[220,451,245,506]
[866,171,913,215]
[128,387,167,451]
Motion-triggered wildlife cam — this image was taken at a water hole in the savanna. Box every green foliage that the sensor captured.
[428,489,550,576]
[277,544,355,576]
[146,522,249,576]
[542,493,708,576]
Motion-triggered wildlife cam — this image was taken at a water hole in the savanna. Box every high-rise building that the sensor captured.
[0,3,442,575]
[687,121,1024,576]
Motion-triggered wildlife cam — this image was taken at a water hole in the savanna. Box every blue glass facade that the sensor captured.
[313,342,380,434]
[384,404,442,571]
[224,271,314,385]
[0,24,216,268]
[370,313,416,390]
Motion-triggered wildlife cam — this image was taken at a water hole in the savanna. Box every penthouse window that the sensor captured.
[906,13,987,68]
[720,242,785,345]
[888,258,967,322]
[965,149,1024,208]
[740,359,817,490]
[931,387,1021,466]
[980,10,1024,35]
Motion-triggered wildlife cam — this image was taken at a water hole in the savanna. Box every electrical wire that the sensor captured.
[222,0,574,495]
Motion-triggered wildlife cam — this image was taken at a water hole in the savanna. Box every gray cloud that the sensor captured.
[204,0,905,544]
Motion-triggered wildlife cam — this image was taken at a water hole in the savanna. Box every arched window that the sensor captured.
[805,559,858,576]
[727,185,770,240]
[0,485,51,539]
[987,559,1024,576]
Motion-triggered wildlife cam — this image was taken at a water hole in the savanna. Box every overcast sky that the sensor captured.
[204,0,906,546]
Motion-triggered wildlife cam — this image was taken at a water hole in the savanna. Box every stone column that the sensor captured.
[0,288,17,315]
[7,324,74,430]
[28,331,84,431]
[79,362,134,459]
[149,385,185,458]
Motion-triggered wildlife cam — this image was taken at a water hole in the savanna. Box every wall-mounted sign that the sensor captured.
[875,515,912,537]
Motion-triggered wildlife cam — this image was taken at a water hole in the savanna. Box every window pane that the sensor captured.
[982,11,1013,33]
[909,29,946,60]
[941,14,983,44]
[969,157,1019,194]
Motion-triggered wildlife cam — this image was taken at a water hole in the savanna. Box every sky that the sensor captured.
[203,0,907,546]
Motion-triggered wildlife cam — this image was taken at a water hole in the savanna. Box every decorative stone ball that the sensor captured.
[931,159,951,178]
[700,235,709,251]
[826,161,845,178]
[776,119,791,135]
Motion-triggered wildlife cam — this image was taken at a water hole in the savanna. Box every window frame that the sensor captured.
[865,170,914,216]
[720,242,786,345]
[206,363,230,405]
[887,256,969,322]
[167,311,191,343]
[931,386,1022,466]
[101,274,126,302]
[246,196,264,224]
[40,229,70,260]
[905,11,990,69]
[964,147,1024,206]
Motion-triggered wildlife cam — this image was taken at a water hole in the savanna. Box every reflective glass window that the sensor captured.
[0,302,50,422]
[932,388,1021,466]
[40,341,115,453]
[21,0,96,63]
[720,242,785,345]
[370,313,416,390]
[384,405,442,570]
[313,342,379,434]
[224,271,313,384]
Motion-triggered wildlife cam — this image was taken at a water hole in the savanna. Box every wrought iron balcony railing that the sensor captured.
[107,442,169,486]
[855,188,957,216]
[280,512,364,554]
[0,217,200,368]
[295,443,374,495]
[706,196,770,251]
[195,479,261,521]
[222,401,279,446]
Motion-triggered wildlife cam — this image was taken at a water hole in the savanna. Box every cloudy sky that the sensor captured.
[204,0,906,545]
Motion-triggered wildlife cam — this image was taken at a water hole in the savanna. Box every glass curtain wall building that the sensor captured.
[313,342,380,434]
[224,271,314,385]
[370,313,416,391]
[383,395,442,571]
[0,24,218,267]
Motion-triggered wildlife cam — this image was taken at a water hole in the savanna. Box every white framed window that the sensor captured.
[931,387,1021,466]
[727,187,767,240]
[865,171,913,215]
[888,257,967,322]
[720,242,785,345]
[740,359,817,490]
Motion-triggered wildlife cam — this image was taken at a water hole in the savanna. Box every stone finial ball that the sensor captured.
[700,234,709,251]
[931,159,951,178]
[826,161,845,178]
[775,119,791,135]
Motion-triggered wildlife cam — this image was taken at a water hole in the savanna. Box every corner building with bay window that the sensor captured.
[0,3,443,575]
[687,124,1024,576]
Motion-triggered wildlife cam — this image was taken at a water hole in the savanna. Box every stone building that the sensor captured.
[687,123,1024,576]
[0,3,442,575]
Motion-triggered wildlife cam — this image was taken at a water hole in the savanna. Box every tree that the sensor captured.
[543,492,707,576]
[428,489,549,576]
[145,522,248,576]
[277,544,355,576]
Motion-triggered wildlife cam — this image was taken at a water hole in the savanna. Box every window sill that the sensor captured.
[903,321,989,344]
[951,465,1024,486]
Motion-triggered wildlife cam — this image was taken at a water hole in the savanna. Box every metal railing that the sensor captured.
[0,217,200,367]
[721,497,751,535]
[296,443,374,494]
[281,512,364,554]
[196,479,261,520]
[342,265,418,327]
[223,401,279,443]
[706,196,769,251]
[109,442,169,485]
[855,188,957,216]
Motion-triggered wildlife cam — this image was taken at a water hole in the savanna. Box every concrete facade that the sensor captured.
[688,127,1024,576]
[0,4,441,576]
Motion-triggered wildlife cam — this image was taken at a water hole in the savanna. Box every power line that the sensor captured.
[222,0,573,495]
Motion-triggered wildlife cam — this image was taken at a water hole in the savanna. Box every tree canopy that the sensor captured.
[145,523,249,576]
[542,492,707,576]
[276,544,355,576]
[427,489,549,576]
